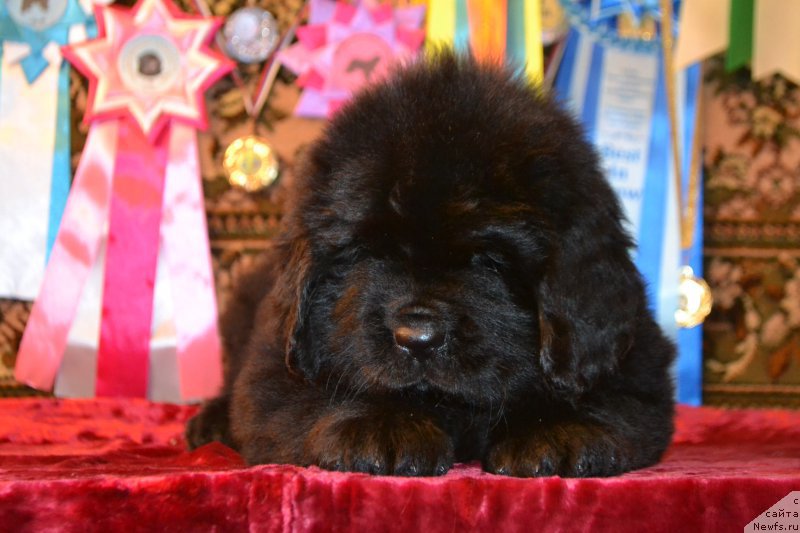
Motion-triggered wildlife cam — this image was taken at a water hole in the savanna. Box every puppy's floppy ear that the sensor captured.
[270,234,318,378]
[536,206,642,397]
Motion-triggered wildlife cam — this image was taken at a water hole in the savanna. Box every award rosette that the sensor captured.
[0,0,92,300]
[278,0,426,118]
[553,0,703,404]
[14,0,233,400]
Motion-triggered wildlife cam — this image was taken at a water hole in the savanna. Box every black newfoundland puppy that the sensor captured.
[187,52,676,477]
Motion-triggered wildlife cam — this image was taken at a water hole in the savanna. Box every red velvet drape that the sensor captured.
[0,398,798,531]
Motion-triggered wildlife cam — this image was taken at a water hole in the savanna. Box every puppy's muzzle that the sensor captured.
[392,305,445,360]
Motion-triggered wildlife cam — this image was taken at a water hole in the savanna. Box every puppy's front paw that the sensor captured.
[186,396,233,449]
[303,407,454,476]
[484,422,633,478]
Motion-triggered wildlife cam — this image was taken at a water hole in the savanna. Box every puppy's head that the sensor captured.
[275,52,645,405]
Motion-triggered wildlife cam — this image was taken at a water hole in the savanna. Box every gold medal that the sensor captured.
[675,266,713,329]
[223,135,279,192]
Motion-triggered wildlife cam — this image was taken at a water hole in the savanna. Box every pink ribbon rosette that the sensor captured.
[14,0,233,400]
[279,0,425,118]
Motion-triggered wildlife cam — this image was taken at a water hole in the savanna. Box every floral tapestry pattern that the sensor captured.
[703,59,800,407]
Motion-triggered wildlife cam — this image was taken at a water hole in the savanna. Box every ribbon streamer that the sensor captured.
[466,0,507,62]
[522,0,544,83]
[161,123,223,399]
[96,120,169,397]
[425,0,456,49]
[14,122,118,390]
[726,0,753,72]
[426,0,543,84]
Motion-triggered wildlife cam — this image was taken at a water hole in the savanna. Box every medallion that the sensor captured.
[223,135,279,192]
[675,266,713,329]
[214,3,306,191]
[223,6,279,64]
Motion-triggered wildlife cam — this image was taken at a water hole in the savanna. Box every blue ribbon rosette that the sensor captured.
[553,0,703,405]
[0,0,93,300]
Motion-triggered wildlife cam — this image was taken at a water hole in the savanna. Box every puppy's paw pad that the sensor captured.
[484,423,631,478]
[484,439,559,478]
[565,435,630,477]
[304,410,454,476]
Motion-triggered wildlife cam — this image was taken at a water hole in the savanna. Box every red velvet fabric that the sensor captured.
[0,399,797,532]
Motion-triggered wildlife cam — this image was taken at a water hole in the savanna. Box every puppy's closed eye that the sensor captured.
[471,251,507,273]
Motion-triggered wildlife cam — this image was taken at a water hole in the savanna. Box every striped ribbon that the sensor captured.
[425,0,543,83]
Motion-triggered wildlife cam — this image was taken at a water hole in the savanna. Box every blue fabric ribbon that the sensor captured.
[506,0,526,69]
[676,63,702,406]
[0,0,92,262]
[453,0,469,53]
[47,57,72,260]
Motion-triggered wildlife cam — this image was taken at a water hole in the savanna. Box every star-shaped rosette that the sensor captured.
[62,0,233,138]
[279,0,425,118]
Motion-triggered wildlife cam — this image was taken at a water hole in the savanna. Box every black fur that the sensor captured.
[186,52,676,477]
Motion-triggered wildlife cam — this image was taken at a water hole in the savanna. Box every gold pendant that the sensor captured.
[675,266,713,328]
[223,135,280,192]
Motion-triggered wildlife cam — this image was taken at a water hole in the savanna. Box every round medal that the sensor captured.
[6,0,68,31]
[223,135,279,192]
[675,266,713,328]
[223,7,280,64]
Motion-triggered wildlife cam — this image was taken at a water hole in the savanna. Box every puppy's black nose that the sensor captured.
[393,307,445,359]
